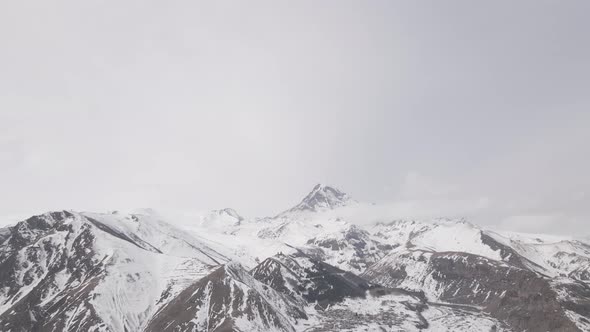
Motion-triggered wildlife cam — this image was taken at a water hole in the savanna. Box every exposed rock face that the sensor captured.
[0,212,108,332]
[276,184,354,217]
[145,262,305,332]
[479,232,530,269]
[251,252,372,307]
[0,211,226,332]
[0,227,10,245]
[250,253,510,332]
[552,279,590,330]
[363,250,582,332]
[305,224,395,273]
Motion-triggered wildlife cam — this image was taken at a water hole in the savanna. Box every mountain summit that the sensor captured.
[2,197,590,331]
[277,184,354,217]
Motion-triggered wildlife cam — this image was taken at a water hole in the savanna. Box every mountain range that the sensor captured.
[1,184,589,331]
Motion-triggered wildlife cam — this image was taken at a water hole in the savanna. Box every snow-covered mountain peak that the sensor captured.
[303,183,350,206]
[277,184,355,218]
[2,203,590,332]
[197,208,244,228]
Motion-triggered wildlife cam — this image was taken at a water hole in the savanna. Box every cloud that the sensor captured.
[496,214,586,236]
[0,1,588,236]
[399,171,458,199]
[330,197,490,226]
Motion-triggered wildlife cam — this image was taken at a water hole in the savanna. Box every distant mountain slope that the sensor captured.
[145,262,305,332]
[362,250,583,331]
[251,250,371,307]
[1,184,589,331]
[276,184,356,218]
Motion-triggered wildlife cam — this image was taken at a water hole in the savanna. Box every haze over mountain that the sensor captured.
[1,1,589,236]
[1,1,589,330]
[1,184,590,331]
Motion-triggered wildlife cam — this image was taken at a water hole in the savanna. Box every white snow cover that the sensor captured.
[0,211,227,331]
[370,219,503,261]
[1,184,589,331]
[486,230,590,277]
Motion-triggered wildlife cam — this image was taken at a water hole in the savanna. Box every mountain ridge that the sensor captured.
[1,185,589,331]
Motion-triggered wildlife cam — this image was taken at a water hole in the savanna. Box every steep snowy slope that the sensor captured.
[145,261,306,332]
[258,184,358,243]
[85,211,228,263]
[485,230,590,278]
[0,211,227,332]
[370,219,504,261]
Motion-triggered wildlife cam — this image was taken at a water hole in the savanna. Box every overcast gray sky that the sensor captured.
[1,1,589,234]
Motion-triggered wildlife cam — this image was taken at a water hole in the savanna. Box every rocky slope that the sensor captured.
[251,250,372,308]
[145,261,305,332]
[0,211,226,332]
[1,184,589,331]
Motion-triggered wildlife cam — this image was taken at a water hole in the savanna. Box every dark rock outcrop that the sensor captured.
[251,251,372,308]
[363,250,582,332]
[0,212,109,332]
[145,262,305,332]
